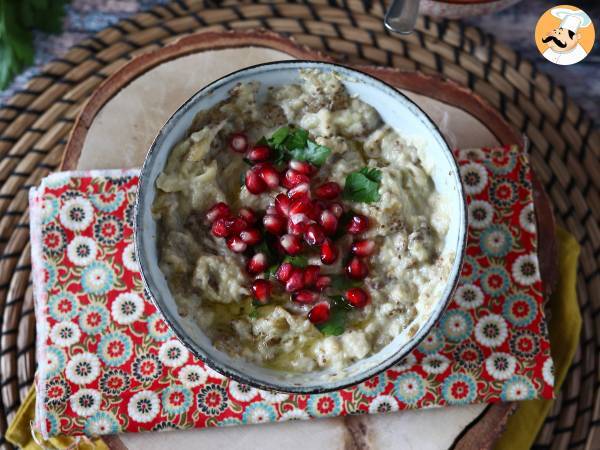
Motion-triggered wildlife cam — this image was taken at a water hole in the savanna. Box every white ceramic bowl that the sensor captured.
[135,61,467,393]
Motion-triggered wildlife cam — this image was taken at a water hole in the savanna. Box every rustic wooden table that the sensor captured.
[1,0,599,125]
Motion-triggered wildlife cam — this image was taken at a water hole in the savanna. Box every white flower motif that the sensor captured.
[475,314,508,348]
[422,353,450,375]
[503,378,534,401]
[458,148,486,161]
[394,353,417,371]
[542,358,554,387]
[178,365,208,388]
[460,162,488,195]
[43,347,65,377]
[59,197,93,231]
[66,236,97,266]
[50,321,81,347]
[228,381,258,402]
[66,352,100,385]
[280,408,310,421]
[454,284,484,309]
[128,391,160,423]
[468,200,494,229]
[368,395,399,414]
[111,293,143,325]
[70,389,101,417]
[485,352,516,380]
[158,340,189,368]
[259,390,289,403]
[512,254,540,286]
[519,203,536,234]
[122,242,139,272]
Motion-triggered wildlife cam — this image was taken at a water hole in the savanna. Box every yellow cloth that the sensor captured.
[6,229,581,449]
[5,383,108,449]
[495,227,581,450]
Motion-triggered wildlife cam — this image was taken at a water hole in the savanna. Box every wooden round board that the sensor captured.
[61,31,556,450]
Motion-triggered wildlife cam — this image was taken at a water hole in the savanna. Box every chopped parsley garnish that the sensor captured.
[283,255,309,268]
[264,125,331,167]
[343,167,382,203]
[329,274,362,292]
[316,296,353,336]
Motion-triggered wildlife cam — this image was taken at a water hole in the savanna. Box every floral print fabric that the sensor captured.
[29,146,553,438]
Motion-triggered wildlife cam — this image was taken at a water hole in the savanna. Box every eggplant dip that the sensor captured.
[152,69,452,373]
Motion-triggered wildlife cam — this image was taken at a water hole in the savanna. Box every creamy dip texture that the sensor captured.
[153,70,452,373]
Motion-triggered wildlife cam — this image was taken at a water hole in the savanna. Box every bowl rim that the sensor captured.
[135,59,467,394]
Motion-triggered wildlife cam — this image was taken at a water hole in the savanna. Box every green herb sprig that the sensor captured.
[343,167,382,203]
[0,0,69,89]
[265,125,331,167]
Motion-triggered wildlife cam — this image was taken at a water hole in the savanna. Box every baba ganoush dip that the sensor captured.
[152,69,452,373]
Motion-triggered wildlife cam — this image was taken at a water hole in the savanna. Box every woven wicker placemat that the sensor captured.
[0,1,597,449]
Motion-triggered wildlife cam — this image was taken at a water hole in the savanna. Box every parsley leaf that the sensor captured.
[289,140,331,166]
[343,167,382,203]
[263,264,280,281]
[285,127,309,151]
[268,126,289,147]
[329,275,362,292]
[283,255,309,268]
[248,306,259,319]
[262,125,331,167]
[316,296,353,336]
[0,0,69,89]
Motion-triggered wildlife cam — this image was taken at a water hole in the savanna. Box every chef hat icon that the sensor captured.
[550,7,592,33]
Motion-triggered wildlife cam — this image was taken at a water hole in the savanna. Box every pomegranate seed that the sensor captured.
[351,239,375,257]
[288,182,310,201]
[247,146,271,162]
[289,160,315,175]
[238,207,257,224]
[251,279,272,304]
[303,265,320,287]
[346,256,369,279]
[345,287,370,308]
[227,236,247,253]
[319,210,338,235]
[292,290,319,305]
[315,275,331,291]
[320,239,338,265]
[288,219,308,236]
[274,193,291,217]
[229,133,248,153]
[280,234,302,255]
[329,202,344,218]
[263,214,286,235]
[211,218,230,238]
[308,302,330,324]
[285,269,305,292]
[304,224,326,246]
[258,163,280,189]
[314,182,341,200]
[245,169,267,194]
[284,169,310,188]
[289,198,313,216]
[206,202,230,223]
[347,215,370,234]
[247,253,268,274]
[311,200,325,218]
[239,228,262,245]
[225,217,248,235]
[276,262,294,283]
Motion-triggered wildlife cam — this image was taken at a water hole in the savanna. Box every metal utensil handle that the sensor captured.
[384,0,420,34]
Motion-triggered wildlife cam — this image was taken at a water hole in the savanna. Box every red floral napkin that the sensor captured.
[29,144,553,438]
